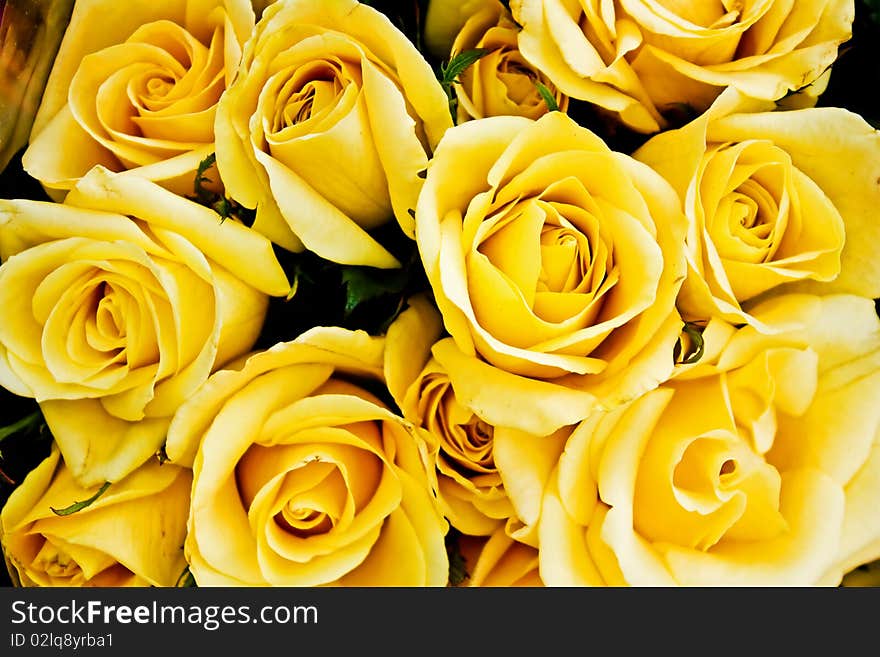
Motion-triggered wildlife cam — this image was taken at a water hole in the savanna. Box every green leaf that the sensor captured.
[50,481,110,516]
[340,266,409,318]
[0,406,51,486]
[535,81,559,112]
[0,410,42,444]
[440,48,491,89]
[175,566,197,587]
[674,322,706,365]
[155,446,170,465]
[438,48,492,121]
[862,0,880,23]
[193,152,216,198]
[212,197,232,223]
[285,276,299,302]
[187,152,256,227]
[446,529,470,586]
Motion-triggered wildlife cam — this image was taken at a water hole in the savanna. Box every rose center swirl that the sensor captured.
[635,429,786,552]
[264,58,358,139]
[70,17,227,154]
[33,259,169,384]
[475,195,613,328]
[703,144,789,264]
[234,396,389,548]
[420,374,496,477]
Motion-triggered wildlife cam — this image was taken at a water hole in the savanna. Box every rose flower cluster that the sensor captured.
[0,0,878,587]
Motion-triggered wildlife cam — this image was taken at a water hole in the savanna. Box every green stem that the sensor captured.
[0,410,41,443]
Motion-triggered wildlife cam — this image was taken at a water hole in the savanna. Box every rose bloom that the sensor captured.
[385,294,571,539]
[510,0,854,133]
[0,167,289,486]
[539,294,880,586]
[22,0,255,197]
[215,0,453,268]
[457,527,543,586]
[634,88,880,328]
[385,296,513,537]
[165,327,448,586]
[416,111,687,437]
[442,0,569,122]
[1,447,191,587]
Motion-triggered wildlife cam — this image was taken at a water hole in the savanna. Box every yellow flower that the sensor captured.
[447,1,569,123]
[457,527,543,586]
[416,111,687,437]
[385,295,578,548]
[539,294,880,586]
[385,296,513,536]
[1,446,191,587]
[22,0,256,197]
[165,327,448,586]
[215,0,453,267]
[510,0,853,133]
[634,88,880,328]
[0,167,289,486]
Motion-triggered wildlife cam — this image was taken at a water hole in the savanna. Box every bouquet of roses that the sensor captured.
[0,0,878,588]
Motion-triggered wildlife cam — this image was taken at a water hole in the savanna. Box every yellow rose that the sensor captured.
[539,294,880,586]
[165,327,448,586]
[457,527,543,586]
[385,294,568,539]
[634,88,880,328]
[215,0,453,267]
[22,0,256,197]
[416,111,687,437]
[386,296,510,537]
[0,167,289,486]
[446,1,569,123]
[1,446,191,587]
[510,0,853,133]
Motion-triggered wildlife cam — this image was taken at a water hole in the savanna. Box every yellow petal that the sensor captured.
[662,469,844,585]
[462,528,542,586]
[254,151,400,268]
[383,293,444,413]
[432,337,597,436]
[827,440,880,580]
[494,424,569,532]
[537,473,605,586]
[0,447,63,533]
[23,105,121,191]
[67,167,291,296]
[2,447,190,587]
[337,509,426,586]
[361,59,429,238]
[769,336,880,487]
[40,399,170,486]
[28,463,191,586]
